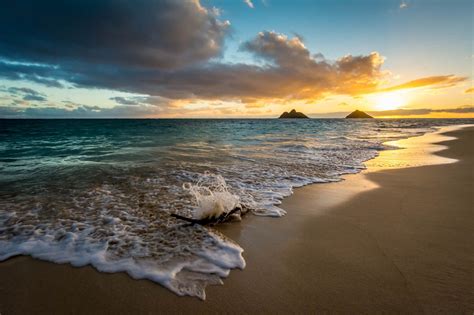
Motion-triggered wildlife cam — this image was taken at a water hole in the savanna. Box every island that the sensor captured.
[345,110,373,119]
[279,109,309,119]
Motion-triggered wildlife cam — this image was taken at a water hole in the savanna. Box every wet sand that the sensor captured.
[1,126,472,314]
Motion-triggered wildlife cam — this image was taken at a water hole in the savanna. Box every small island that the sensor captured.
[345,110,373,119]
[279,109,309,119]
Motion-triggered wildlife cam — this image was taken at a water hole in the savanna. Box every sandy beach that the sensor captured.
[1,125,472,314]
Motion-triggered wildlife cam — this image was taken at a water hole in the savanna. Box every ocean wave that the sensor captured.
[1,118,472,299]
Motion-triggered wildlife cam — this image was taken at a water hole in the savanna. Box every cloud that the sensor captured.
[0,0,230,70]
[0,0,463,113]
[105,32,384,100]
[0,60,64,88]
[7,87,47,102]
[369,106,474,116]
[110,95,169,107]
[399,1,408,9]
[241,31,313,67]
[0,95,244,118]
[379,75,467,93]
[0,31,388,103]
[110,96,143,106]
[465,87,474,93]
[133,32,385,100]
[0,103,166,118]
[244,0,254,8]
[22,95,47,102]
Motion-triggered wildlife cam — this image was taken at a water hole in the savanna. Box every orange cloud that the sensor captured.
[465,87,474,93]
[378,75,467,93]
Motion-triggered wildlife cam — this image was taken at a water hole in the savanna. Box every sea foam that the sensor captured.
[183,173,241,220]
[0,227,245,300]
[0,178,246,299]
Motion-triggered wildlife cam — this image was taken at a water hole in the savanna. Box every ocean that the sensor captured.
[0,118,472,298]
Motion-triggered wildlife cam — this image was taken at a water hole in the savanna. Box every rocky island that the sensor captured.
[279,109,309,119]
[345,110,373,119]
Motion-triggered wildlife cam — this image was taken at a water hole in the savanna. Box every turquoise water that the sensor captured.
[0,118,472,298]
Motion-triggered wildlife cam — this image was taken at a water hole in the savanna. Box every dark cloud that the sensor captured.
[7,87,47,102]
[8,87,39,95]
[0,0,229,70]
[0,91,174,118]
[0,104,165,118]
[23,94,47,102]
[437,106,474,113]
[0,61,64,88]
[241,31,313,68]
[110,96,170,107]
[110,97,142,106]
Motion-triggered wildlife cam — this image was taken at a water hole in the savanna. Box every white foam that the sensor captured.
[183,173,240,220]
[0,185,246,300]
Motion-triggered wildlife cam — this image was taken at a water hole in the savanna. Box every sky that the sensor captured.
[0,0,472,118]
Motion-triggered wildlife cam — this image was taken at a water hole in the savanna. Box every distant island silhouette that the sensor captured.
[279,109,309,119]
[346,110,373,119]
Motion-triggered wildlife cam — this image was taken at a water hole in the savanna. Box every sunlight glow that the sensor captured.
[370,92,408,111]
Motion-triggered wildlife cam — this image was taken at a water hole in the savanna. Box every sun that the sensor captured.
[371,92,407,111]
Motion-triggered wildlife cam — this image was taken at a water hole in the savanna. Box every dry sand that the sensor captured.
[1,126,472,314]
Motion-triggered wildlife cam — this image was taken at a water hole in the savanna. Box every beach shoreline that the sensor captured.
[1,125,473,313]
